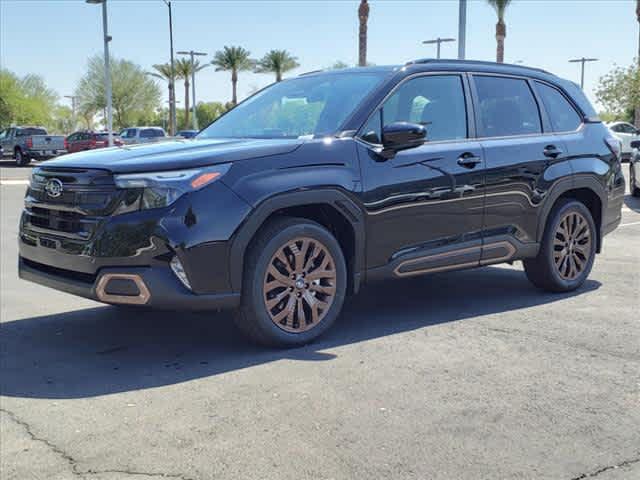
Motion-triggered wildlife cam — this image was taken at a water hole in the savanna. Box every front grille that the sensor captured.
[23,168,120,240]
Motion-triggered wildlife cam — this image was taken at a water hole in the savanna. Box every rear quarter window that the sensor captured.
[535,82,582,132]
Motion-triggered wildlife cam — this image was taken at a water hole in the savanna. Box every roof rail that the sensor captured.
[405,58,552,75]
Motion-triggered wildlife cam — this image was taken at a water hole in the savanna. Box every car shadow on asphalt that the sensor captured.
[0,266,600,399]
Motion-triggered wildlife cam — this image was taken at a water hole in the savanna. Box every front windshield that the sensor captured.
[198,72,388,140]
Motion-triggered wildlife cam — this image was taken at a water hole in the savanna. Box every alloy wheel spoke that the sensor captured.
[264,236,337,333]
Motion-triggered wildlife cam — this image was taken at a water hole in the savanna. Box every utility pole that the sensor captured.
[422,37,456,59]
[458,0,467,60]
[86,0,113,146]
[177,50,207,131]
[568,57,598,89]
[64,95,79,130]
[163,0,177,136]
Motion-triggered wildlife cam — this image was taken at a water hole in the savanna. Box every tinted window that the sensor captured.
[535,82,582,132]
[382,75,467,142]
[140,129,155,138]
[154,129,165,137]
[474,76,541,137]
[199,72,387,139]
[620,123,636,134]
[360,110,382,144]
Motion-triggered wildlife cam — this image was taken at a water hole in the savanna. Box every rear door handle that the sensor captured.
[457,153,482,168]
[543,145,563,158]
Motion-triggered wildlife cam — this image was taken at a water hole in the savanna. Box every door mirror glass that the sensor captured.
[382,122,426,152]
[630,139,640,150]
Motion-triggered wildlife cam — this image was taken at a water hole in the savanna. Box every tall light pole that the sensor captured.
[458,0,467,60]
[163,0,177,136]
[422,37,456,59]
[86,0,113,146]
[177,50,207,131]
[568,57,598,89]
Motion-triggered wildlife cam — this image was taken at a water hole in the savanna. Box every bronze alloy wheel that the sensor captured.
[263,237,337,333]
[553,211,592,280]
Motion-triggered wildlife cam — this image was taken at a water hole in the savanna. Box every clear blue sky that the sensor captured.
[0,0,637,111]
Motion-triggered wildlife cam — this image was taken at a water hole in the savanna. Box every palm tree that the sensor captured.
[358,0,370,67]
[148,63,174,112]
[255,50,300,82]
[175,58,208,128]
[211,46,254,105]
[487,0,512,63]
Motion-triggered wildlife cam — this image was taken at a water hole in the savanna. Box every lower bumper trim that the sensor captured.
[18,257,240,311]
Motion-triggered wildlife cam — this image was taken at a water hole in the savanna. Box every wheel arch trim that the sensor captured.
[228,188,366,293]
[537,174,606,251]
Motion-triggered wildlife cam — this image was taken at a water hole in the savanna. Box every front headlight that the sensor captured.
[114,163,231,211]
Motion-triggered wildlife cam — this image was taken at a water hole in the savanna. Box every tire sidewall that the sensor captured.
[15,150,24,166]
[542,200,597,291]
[246,221,347,346]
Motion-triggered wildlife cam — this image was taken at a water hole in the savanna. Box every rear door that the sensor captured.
[470,74,563,261]
[358,73,486,274]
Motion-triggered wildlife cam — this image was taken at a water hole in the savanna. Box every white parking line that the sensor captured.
[0,180,29,185]
[619,221,640,227]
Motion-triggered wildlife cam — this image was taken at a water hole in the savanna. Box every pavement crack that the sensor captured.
[1,408,196,480]
[84,469,196,479]
[570,455,640,479]
[0,407,85,478]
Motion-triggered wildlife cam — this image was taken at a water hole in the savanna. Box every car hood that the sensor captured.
[42,138,303,173]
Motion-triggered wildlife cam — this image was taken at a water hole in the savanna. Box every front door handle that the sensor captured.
[457,153,482,168]
[543,145,563,158]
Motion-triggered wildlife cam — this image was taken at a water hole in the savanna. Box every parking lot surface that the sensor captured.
[1,163,639,479]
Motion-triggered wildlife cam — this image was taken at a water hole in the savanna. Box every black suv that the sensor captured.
[19,60,625,346]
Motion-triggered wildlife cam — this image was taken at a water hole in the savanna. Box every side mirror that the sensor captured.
[381,122,426,157]
[631,139,640,150]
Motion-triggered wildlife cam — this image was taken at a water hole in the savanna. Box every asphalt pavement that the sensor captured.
[1,162,638,479]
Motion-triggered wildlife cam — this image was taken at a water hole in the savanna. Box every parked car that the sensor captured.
[606,121,639,161]
[177,130,199,139]
[630,140,640,197]
[119,127,167,145]
[0,126,66,166]
[65,131,123,153]
[18,60,625,347]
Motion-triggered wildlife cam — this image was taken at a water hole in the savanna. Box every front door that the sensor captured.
[357,74,486,276]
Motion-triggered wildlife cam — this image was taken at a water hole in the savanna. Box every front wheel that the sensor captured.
[235,217,347,347]
[524,199,596,293]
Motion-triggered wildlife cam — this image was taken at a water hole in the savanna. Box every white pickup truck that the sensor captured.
[0,126,67,166]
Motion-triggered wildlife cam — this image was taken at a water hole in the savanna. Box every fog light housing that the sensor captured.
[170,255,192,290]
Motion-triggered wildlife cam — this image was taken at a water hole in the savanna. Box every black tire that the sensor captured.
[235,217,347,347]
[524,199,597,293]
[631,165,640,197]
[15,149,29,166]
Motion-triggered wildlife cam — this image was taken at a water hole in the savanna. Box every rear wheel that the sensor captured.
[15,149,29,166]
[235,217,347,347]
[524,199,596,292]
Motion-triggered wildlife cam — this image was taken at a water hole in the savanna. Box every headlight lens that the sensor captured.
[114,164,231,211]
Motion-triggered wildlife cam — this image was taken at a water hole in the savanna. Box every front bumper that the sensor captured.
[19,257,240,310]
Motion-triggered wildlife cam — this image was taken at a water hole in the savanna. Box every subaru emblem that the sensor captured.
[44,178,63,198]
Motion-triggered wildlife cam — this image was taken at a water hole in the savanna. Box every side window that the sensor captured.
[382,75,467,142]
[621,124,636,134]
[0,130,6,140]
[360,110,382,144]
[474,76,542,137]
[535,82,582,132]
[140,129,154,138]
